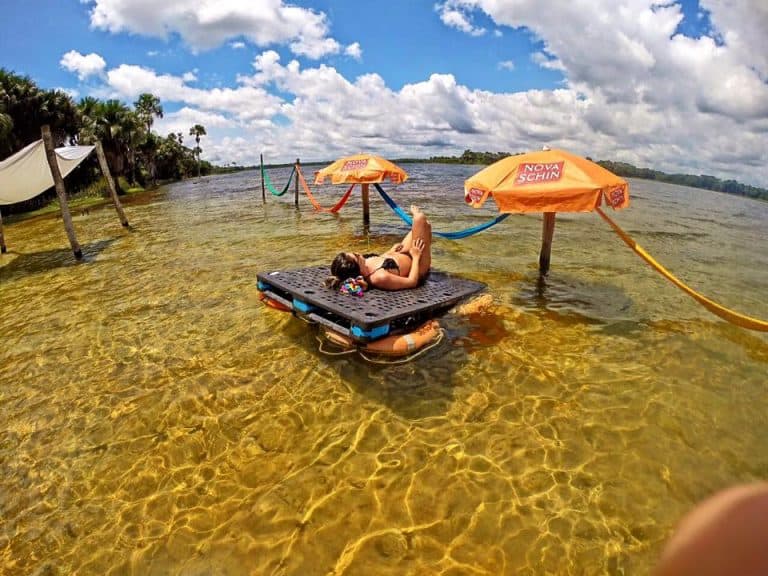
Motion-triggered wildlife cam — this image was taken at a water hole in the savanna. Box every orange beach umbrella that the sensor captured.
[314,153,408,229]
[464,149,629,273]
[314,153,408,185]
[464,148,628,213]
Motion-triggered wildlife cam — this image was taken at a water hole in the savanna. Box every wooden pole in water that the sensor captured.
[41,125,82,260]
[294,158,300,209]
[0,207,6,253]
[539,211,556,275]
[94,140,129,227]
[260,153,266,203]
[361,183,370,230]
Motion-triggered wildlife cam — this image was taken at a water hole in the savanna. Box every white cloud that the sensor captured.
[229,41,245,50]
[701,0,768,79]
[531,51,564,71]
[289,36,341,60]
[87,0,350,58]
[345,42,362,61]
[59,50,106,80]
[155,106,235,139]
[105,64,283,122]
[56,87,80,100]
[436,3,486,36]
[498,60,515,71]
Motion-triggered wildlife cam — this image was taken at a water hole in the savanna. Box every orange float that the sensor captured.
[322,319,442,358]
[259,292,292,312]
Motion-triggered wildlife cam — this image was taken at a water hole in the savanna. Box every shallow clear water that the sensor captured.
[1,164,767,575]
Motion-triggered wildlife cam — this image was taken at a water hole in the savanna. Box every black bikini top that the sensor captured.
[363,253,400,278]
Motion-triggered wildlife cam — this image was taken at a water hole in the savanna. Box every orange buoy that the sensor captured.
[323,319,442,358]
[259,292,292,312]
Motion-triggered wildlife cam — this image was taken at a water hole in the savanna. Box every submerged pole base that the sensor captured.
[538,212,556,276]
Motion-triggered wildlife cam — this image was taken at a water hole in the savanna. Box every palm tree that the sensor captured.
[0,106,12,155]
[134,93,163,186]
[134,93,163,133]
[77,96,101,143]
[0,69,79,155]
[189,124,206,178]
[78,98,137,192]
[40,89,80,145]
[156,132,189,179]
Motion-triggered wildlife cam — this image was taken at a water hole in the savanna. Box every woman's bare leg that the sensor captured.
[409,205,432,279]
[392,209,420,252]
[392,230,413,253]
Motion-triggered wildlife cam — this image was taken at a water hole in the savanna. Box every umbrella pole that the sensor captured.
[95,140,129,227]
[0,207,6,253]
[42,125,82,260]
[539,212,556,275]
[294,158,300,209]
[362,183,370,231]
[260,153,266,203]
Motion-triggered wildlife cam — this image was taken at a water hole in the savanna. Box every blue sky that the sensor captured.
[1,1,766,186]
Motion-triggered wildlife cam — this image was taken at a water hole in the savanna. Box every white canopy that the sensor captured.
[0,140,95,205]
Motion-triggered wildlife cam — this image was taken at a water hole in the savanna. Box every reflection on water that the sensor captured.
[1,167,767,575]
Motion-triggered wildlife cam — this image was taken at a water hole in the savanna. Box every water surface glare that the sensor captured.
[1,165,767,575]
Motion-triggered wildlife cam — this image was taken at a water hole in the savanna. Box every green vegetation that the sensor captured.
[594,160,768,201]
[189,124,207,178]
[423,149,768,201]
[0,68,213,216]
[425,149,516,165]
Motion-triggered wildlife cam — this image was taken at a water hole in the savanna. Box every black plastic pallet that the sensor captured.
[257,265,485,342]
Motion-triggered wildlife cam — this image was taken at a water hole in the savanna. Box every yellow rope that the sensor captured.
[595,206,768,332]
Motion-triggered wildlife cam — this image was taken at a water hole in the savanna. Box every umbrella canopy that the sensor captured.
[464,148,629,213]
[314,153,408,185]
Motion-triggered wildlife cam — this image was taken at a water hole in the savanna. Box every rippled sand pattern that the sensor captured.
[1,168,767,575]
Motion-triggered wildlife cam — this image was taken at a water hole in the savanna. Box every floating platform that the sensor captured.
[257,266,485,343]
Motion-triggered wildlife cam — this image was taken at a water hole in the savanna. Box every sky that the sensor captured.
[1,0,767,187]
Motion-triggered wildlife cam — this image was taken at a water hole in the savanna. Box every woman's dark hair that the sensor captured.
[324,252,361,289]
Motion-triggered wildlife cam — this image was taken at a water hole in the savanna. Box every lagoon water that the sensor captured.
[1,164,767,575]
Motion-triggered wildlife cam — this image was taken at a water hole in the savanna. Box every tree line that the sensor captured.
[0,68,211,215]
[426,149,768,201]
[594,160,768,201]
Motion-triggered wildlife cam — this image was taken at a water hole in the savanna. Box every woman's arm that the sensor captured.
[369,238,424,290]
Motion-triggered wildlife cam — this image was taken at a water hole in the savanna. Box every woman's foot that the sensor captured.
[410,204,423,216]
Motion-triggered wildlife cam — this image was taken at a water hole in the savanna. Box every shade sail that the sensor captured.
[0,140,95,205]
[314,153,408,185]
[464,149,629,213]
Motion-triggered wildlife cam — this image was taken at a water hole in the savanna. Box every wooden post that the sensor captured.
[260,153,266,203]
[294,158,300,209]
[539,212,556,275]
[94,140,129,227]
[361,183,370,230]
[41,125,82,260]
[0,207,6,253]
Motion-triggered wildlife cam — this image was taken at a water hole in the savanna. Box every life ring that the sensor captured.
[259,292,292,312]
[323,319,442,358]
